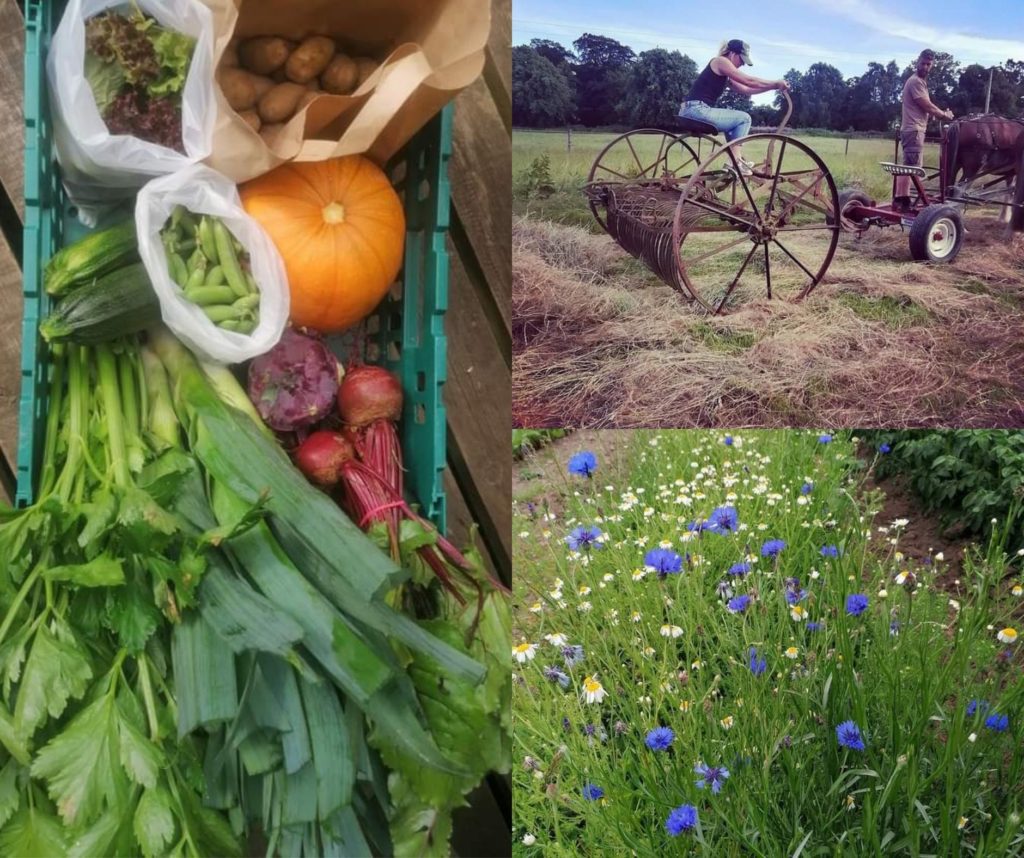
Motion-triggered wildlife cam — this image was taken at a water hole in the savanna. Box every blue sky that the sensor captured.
[513,0,1024,103]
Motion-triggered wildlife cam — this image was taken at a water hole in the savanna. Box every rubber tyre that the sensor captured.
[828,188,875,232]
[908,204,964,263]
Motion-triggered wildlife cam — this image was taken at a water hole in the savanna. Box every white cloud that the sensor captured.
[813,0,1022,65]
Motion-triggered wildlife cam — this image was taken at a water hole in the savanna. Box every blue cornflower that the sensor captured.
[879,443,891,454]
[761,539,786,558]
[706,505,739,535]
[644,548,683,577]
[665,804,698,836]
[546,665,570,687]
[846,594,869,616]
[568,451,597,478]
[801,482,814,495]
[582,783,604,801]
[889,619,900,636]
[562,716,571,732]
[728,561,751,576]
[694,762,730,794]
[785,587,808,606]
[985,713,1009,732]
[583,724,596,737]
[566,526,603,552]
[561,645,584,668]
[820,544,840,558]
[727,594,750,614]
[818,434,833,444]
[644,727,675,751]
[748,647,767,676]
[836,720,866,751]
[807,621,823,632]
[716,580,734,600]
[966,699,990,717]
[543,665,570,688]
[724,435,734,446]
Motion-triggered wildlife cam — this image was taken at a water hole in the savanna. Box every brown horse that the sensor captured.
[944,114,1024,225]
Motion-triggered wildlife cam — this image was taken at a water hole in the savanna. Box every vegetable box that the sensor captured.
[18,0,452,531]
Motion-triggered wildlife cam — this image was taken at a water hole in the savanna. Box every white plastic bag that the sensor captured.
[136,164,290,364]
[48,0,219,225]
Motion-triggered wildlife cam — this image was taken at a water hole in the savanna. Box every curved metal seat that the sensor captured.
[675,116,720,136]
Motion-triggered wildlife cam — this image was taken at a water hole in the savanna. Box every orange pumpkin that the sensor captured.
[240,156,405,333]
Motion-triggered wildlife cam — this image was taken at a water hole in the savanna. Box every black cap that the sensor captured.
[726,39,752,66]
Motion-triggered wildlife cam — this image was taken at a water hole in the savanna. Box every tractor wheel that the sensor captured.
[828,189,874,233]
[908,204,964,263]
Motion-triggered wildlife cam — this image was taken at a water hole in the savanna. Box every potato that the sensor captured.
[239,37,292,75]
[297,89,322,111]
[218,67,257,111]
[285,36,336,84]
[355,57,378,88]
[221,41,239,68]
[249,74,275,100]
[260,122,285,146]
[238,110,262,132]
[320,54,358,94]
[258,82,307,123]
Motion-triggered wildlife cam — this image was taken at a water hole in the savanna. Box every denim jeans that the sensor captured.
[678,100,752,142]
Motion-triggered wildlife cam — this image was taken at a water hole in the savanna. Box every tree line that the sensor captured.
[513,34,1024,131]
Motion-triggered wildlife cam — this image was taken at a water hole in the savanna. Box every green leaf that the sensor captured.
[116,486,181,554]
[45,553,125,587]
[0,804,67,856]
[67,810,126,858]
[148,26,195,97]
[134,787,177,857]
[116,697,164,788]
[84,49,127,113]
[299,676,354,818]
[77,488,118,550]
[0,621,33,699]
[14,621,93,740]
[106,580,161,654]
[0,702,30,766]
[332,619,392,698]
[0,757,21,829]
[31,686,130,826]
[399,519,439,553]
[389,774,454,858]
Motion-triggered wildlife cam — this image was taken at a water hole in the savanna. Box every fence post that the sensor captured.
[567,126,572,152]
[845,137,850,157]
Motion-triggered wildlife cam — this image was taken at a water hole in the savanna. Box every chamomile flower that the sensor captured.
[528,602,542,613]
[631,611,642,622]
[1012,584,1023,597]
[784,646,799,659]
[581,675,608,704]
[790,605,807,622]
[513,642,537,663]
[660,624,684,638]
[997,627,1018,644]
[544,633,568,647]
[720,715,734,730]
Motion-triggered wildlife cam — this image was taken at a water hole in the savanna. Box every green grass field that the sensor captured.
[512,431,1024,856]
[513,129,939,228]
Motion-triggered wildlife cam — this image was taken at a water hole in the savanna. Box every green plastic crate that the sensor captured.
[17,0,451,532]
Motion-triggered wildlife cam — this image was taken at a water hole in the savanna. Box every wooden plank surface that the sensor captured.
[0,0,24,219]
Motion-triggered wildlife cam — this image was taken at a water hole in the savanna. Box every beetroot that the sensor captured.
[294,431,354,487]
[338,365,404,499]
[248,328,342,431]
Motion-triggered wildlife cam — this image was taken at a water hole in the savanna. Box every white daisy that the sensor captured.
[660,624,684,638]
[582,675,607,704]
[997,627,1018,644]
[512,642,537,663]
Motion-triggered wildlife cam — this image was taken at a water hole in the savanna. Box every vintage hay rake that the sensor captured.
[583,92,841,315]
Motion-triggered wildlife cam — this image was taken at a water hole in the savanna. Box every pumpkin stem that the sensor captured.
[322,202,347,224]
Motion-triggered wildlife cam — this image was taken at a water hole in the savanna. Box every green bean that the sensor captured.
[213,220,249,299]
[185,265,207,291]
[178,210,199,235]
[205,265,225,286]
[177,238,196,254]
[171,205,186,231]
[202,304,248,324]
[234,318,257,335]
[243,271,259,295]
[184,285,238,306]
[219,319,243,332]
[232,294,260,311]
[198,217,219,264]
[187,247,206,271]
[167,252,188,287]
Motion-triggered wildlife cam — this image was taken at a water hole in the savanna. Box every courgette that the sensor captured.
[40,263,162,345]
[44,219,140,297]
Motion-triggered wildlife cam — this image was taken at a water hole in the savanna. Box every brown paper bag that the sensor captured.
[201,0,489,182]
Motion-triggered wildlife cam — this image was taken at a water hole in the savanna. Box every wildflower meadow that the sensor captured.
[512,431,1024,856]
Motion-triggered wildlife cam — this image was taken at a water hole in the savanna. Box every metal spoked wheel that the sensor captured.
[669,133,841,314]
[586,130,703,233]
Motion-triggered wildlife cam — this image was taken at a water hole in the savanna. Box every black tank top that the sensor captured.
[687,61,728,105]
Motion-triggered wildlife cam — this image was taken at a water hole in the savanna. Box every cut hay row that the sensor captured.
[513,214,1024,428]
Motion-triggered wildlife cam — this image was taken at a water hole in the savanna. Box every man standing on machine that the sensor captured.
[895,49,954,212]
